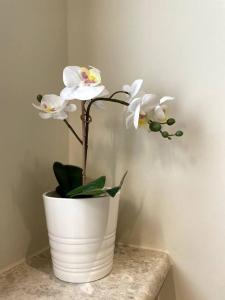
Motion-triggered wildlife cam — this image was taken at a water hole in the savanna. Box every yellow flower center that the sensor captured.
[42,103,56,113]
[81,67,101,85]
[138,114,147,127]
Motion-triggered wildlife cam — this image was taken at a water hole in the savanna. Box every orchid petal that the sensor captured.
[128,98,141,113]
[154,106,166,121]
[39,112,52,119]
[123,79,143,98]
[64,103,77,112]
[141,94,155,106]
[53,111,68,120]
[32,103,42,111]
[130,79,143,97]
[60,85,105,101]
[143,104,156,114]
[125,114,134,129]
[63,66,81,87]
[160,96,174,104]
[42,94,64,108]
[89,65,101,72]
[88,88,109,109]
[133,105,141,129]
[96,88,109,98]
[91,88,109,110]
[60,87,78,101]
[86,88,109,109]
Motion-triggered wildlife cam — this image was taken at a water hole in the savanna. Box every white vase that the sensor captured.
[43,191,120,283]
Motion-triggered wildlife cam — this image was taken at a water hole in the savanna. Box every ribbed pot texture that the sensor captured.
[43,191,120,283]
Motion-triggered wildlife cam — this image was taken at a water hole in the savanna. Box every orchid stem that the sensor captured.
[63,119,83,145]
[81,102,87,184]
[86,97,129,117]
[79,92,131,183]
[109,90,129,99]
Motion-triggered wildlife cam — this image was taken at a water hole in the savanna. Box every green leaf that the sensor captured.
[67,171,128,199]
[119,170,128,187]
[105,171,128,198]
[53,162,70,196]
[65,165,83,189]
[105,186,120,197]
[53,162,82,197]
[67,176,106,197]
[70,188,106,197]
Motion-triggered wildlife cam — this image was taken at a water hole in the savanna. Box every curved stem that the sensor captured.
[109,90,129,99]
[86,97,129,117]
[63,119,83,145]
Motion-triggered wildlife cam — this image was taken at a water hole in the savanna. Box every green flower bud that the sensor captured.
[37,94,43,102]
[175,130,183,137]
[149,122,161,132]
[167,118,176,126]
[161,131,169,138]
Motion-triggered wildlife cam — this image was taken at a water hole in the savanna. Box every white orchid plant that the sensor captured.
[34,66,183,198]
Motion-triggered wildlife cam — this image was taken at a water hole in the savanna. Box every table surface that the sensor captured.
[0,245,170,300]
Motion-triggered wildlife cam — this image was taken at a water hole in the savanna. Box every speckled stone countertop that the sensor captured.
[0,245,170,300]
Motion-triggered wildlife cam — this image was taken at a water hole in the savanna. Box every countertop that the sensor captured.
[0,245,170,300]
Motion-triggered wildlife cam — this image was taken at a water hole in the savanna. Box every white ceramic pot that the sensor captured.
[43,191,120,283]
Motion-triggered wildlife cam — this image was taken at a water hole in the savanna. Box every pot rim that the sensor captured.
[43,190,120,201]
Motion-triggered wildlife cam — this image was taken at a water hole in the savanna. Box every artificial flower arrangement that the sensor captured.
[33,66,183,198]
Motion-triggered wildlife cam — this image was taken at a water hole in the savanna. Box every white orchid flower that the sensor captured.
[60,66,105,101]
[153,96,174,122]
[33,94,77,120]
[126,94,154,129]
[123,79,143,99]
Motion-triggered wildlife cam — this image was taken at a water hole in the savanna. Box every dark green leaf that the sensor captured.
[65,165,82,189]
[105,186,120,197]
[67,171,128,198]
[67,176,106,197]
[71,188,106,197]
[53,162,70,196]
[120,171,128,187]
[105,171,128,198]
[53,162,83,197]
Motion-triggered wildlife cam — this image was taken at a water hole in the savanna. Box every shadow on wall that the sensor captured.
[87,98,205,249]
[11,153,50,260]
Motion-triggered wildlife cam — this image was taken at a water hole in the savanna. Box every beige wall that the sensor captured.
[1,1,225,299]
[0,0,68,270]
[68,1,225,299]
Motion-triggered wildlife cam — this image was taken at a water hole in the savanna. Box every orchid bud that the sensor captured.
[167,118,175,126]
[161,131,169,138]
[149,122,161,132]
[37,94,43,103]
[175,130,183,137]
